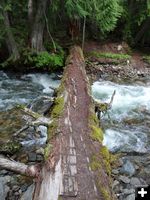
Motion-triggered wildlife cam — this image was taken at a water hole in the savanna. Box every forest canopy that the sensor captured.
[0,0,150,66]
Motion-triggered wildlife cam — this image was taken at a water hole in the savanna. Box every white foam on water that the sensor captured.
[103,129,147,153]
[92,80,150,153]
[0,72,60,111]
[23,73,60,94]
[92,81,150,120]
[21,126,48,147]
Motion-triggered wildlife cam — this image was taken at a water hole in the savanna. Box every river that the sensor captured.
[92,79,150,199]
[92,80,150,153]
[1,70,150,199]
[1,70,150,156]
[0,71,60,111]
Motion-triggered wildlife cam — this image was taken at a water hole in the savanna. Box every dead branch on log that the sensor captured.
[22,107,52,126]
[94,90,116,119]
[0,156,39,177]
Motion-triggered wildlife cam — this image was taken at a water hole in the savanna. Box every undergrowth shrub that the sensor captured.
[22,45,65,70]
[1,45,65,71]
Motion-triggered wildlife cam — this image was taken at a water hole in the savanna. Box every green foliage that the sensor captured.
[120,0,150,45]
[21,46,65,70]
[91,0,122,34]
[33,51,64,69]
[1,0,150,62]
[143,55,150,64]
[65,0,88,18]
[88,51,131,60]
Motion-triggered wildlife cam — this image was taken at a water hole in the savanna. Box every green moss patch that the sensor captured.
[45,76,66,160]
[90,155,102,171]
[101,146,111,176]
[99,186,112,200]
[47,96,64,140]
[143,55,150,64]
[87,51,131,60]
[44,143,53,160]
[89,113,99,126]
[91,125,103,143]
[0,141,21,155]
[90,153,112,200]
[51,97,64,118]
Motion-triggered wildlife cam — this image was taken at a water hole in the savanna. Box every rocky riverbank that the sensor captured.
[0,72,61,200]
[0,104,51,200]
[85,44,150,200]
[86,61,150,84]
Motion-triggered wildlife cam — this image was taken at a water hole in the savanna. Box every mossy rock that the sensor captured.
[0,141,21,155]
[0,107,27,143]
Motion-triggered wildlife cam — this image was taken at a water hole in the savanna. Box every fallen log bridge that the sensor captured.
[0,46,116,200]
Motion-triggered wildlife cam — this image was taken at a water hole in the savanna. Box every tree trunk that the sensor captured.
[134,17,150,45]
[2,9,20,60]
[30,0,48,52]
[28,0,34,45]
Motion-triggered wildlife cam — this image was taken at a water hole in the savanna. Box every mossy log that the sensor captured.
[0,46,116,200]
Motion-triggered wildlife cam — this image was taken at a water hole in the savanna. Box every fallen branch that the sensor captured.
[29,118,52,127]
[0,156,39,177]
[22,107,41,119]
[13,125,29,137]
[108,90,116,109]
[13,119,52,139]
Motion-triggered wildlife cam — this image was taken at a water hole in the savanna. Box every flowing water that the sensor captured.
[1,70,150,153]
[0,71,61,147]
[92,80,150,153]
[0,71,60,111]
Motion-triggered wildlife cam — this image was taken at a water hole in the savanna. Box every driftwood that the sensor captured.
[0,46,116,200]
[0,156,39,177]
[13,108,52,137]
